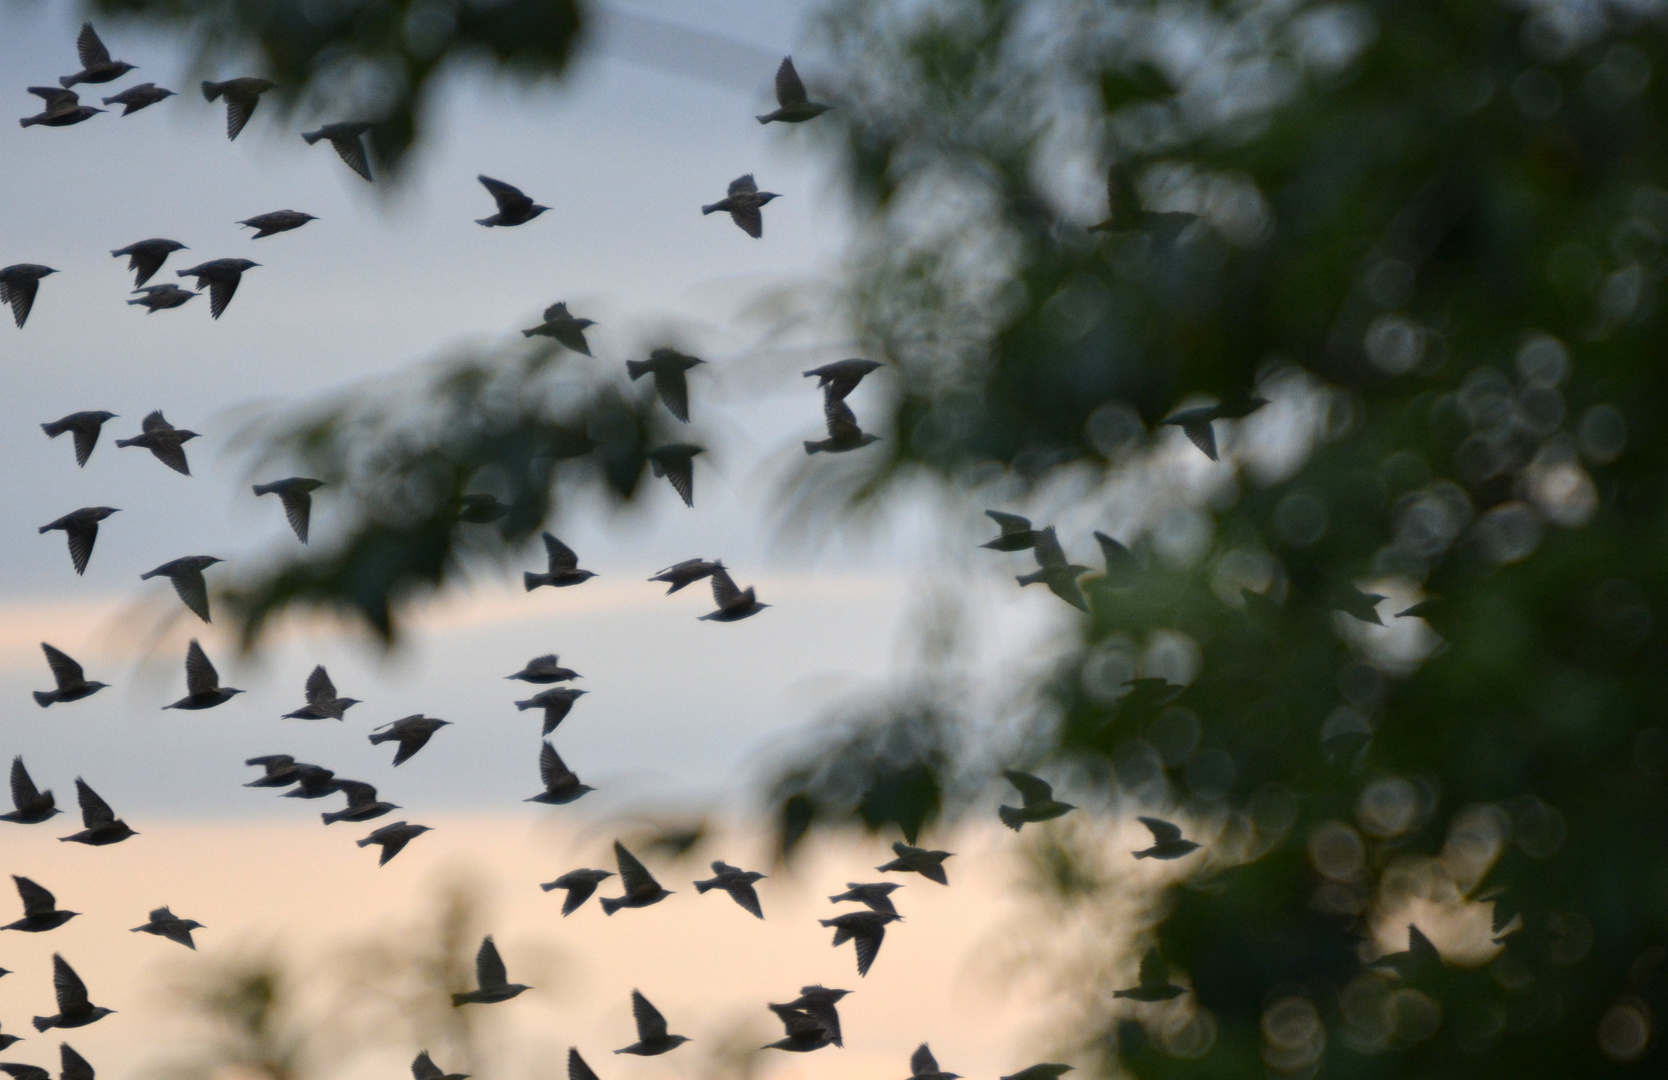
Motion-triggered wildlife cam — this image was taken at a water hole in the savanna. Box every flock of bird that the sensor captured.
[0,21,1227,1080]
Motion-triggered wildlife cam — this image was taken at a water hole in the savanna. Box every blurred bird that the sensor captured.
[600,841,671,914]
[3,877,77,933]
[1160,392,1268,461]
[130,906,202,949]
[475,175,547,225]
[115,411,198,474]
[453,493,509,523]
[321,780,397,825]
[0,1063,43,1080]
[507,655,580,684]
[804,358,881,401]
[828,882,902,917]
[243,755,302,788]
[702,174,779,238]
[1333,583,1388,625]
[450,936,531,1005]
[162,640,243,710]
[819,911,899,977]
[763,1005,834,1052]
[636,820,708,861]
[525,533,596,590]
[102,83,172,115]
[58,1046,92,1080]
[41,411,116,468]
[700,566,768,622]
[127,285,197,313]
[1131,817,1200,860]
[358,822,432,866]
[176,258,258,319]
[998,770,1075,831]
[1112,948,1185,1001]
[1001,1065,1073,1080]
[3,758,60,824]
[521,302,594,354]
[38,508,117,576]
[804,391,880,454]
[907,1044,962,1080]
[411,1051,467,1080]
[281,764,341,799]
[1090,531,1138,586]
[772,985,849,1047]
[281,665,360,720]
[110,239,185,287]
[1017,527,1091,612]
[0,265,57,326]
[566,1050,598,1080]
[626,348,705,422]
[59,781,133,846]
[614,991,690,1055]
[980,511,1037,552]
[693,861,766,919]
[253,477,325,543]
[201,77,274,140]
[32,644,107,708]
[1370,924,1443,980]
[140,555,221,621]
[757,56,831,123]
[18,89,99,129]
[303,122,373,181]
[647,443,704,506]
[540,868,614,915]
[370,715,452,766]
[239,211,317,238]
[59,24,134,87]
[526,742,594,805]
[515,687,588,735]
[649,558,723,594]
[877,841,953,885]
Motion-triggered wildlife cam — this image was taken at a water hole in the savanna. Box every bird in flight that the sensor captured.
[370,715,452,766]
[115,411,199,475]
[239,211,317,239]
[770,985,849,1047]
[357,821,432,866]
[646,443,704,507]
[877,841,953,884]
[699,565,768,622]
[102,82,173,115]
[828,881,903,917]
[804,358,881,400]
[1131,817,1200,860]
[1160,392,1268,462]
[980,510,1038,552]
[515,687,588,735]
[3,876,78,933]
[526,742,594,805]
[110,239,186,287]
[243,755,303,788]
[1370,924,1443,980]
[521,302,594,354]
[41,411,117,468]
[59,780,135,846]
[1016,526,1091,612]
[614,990,690,1055]
[38,508,118,576]
[33,644,108,707]
[804,391,880,454]
[128,284,198,313]
[702,174,779,238]
[281,764,342,800]
[31,955,114,1031]
[525,533,597,590]
[648,558,722,594]
[130,906,203,949]
[475,175,547,226]
[600,842,671,915]
[0,1023,18,1050]
[0,265,57,326]
[303,122,374,181]
[176,258,259,319]
[201,77,274,140]
[907,1043,962,1080]
[19,88,102,128]
[411,1051,468,1080]
[59,24,135,87]
[140,555,222,622]
[626,348,706,422]
[3,758,61,824]
[819,910,900,977]
[757,56,831,124]
[1113,948,1186,1001]
[693,861,766,919]
[451,936,531,1005]
[763,1004,834,1053]
[1333,583,1388,625]
[163,640,243,710]
[252,477,325,543]
[281,665,360,720]
[507,655,580,684]
[321,781,398,825]
[540,868,614,915]
[997,770,1076,831]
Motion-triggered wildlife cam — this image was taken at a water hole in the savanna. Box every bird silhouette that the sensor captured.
[176,258,258,319]
[877,841,953,885]
[507,655,580,683]
[1089,531,1138,588]
[58,780,134,846]
[702,174,779,238]
[115,411,199,474]
[804,391,881,454]
[321,780,398,825]
[0,1026,22,1051]
[357,821,431,866]
[1160,392,1268,461]
[162,640,243,710]
[201,78,274,140]
[102,83,173,115]
[600,841,671,914]
[1113,948,1186,1001]
[59,1046,94,1080]
[31,956,114,1031]
[3,758,60,824]
[522,302,594,354]
[38,508,117,576]
[515,687,588,735]
[693,860,766,919]
[128,284,197,313]
[130,906,202,949]
[0,265,57,325]
[828,881,903,917]
[1333,583,1388,625]
[33,644,107,707]
[243,755,302,788]
[281,764,341,800]
[763,1005,834,1052]
[772,986,849,1047]
[303,123,374,180]
[59,24,134,87]
[1370,924,1443,980]
[451,936,531,1005]
[1000,1065,1073,1080]
[819,910,900,976]
[3,877,78,933]
[475,175,546,226]
[369,715,451,766]
[700,566,768,622]
[614,991,690,1055]
[110,240,185,287]
[0,1063,45,1080]
[526,742,594,805]
[18,89,100,129]
[648,558,723,594]
[252,477,325,543]
[980,510,1037,552]
[525,533,596,590]
[626,349,705,422]
[281,665,360,720]
[1131,817,1200,860]
[540,868,614,915]
[907,1044,962,1080]
[757,56,831,123]
[647,443,704,506]
[41,412,116,468]
[140,555,221,621]
[804,358,881,400]
[239,211,317,239]
[998,770,1075,831]
[1016,527,1091,612]
[411,1051,468,1080]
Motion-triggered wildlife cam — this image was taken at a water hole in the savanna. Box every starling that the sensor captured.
[907,1044,962,1080]
[358,821,432,866]
[0,265,57,326]
[521,302,594,354]
[515,687,588,736]
[600,841,671,914]
[110,239,185,287]
[566,1049,599,1080]
[239,211,317,239]
[804,391,880,454]
[41,412,116,468]
[526,742,594,805]
[1016,527,1091,613]
[321,780,397,825]
[540,868,614,915]
[253,477,325,543]
[115,411,199,474]
[59,25,135,87]
[647,443,703,507]
[819,911,899,977]
[58,1045,93,1080]
[1131,817,1200,860]
[243,755,301,788]
[59,779,135,846]
[1369,924,1443,980]
[102,83,173,115]
[980,511,1037,552]
[140,555,221,621]
[525,534,596,590]
[1333,583,1388,626]
[369,715,451,766]
[1160,393,1269,462]
[1112,948,1186,1001]
[648,558,722,594]
[201,78,274,140]
[162,640,244,710]
[127,285,197,313]
[507,655,580,684]
[763,1005,834,1052]
[451,936,531,1005]
[771,986,849,1047]
[38,508,118,576]
[281,665,360,720]
[702,174,779,238]
[176,258,258,319]
[302,122,373,181]
[626,349,705,423]
[757,57,831,124]
[614,991,690,1056]
[411,1051,468,1080]
[281,764,341,799]
[2,758,59,825]
[474,175,546,226]
[877,841,953,885]
[693,860,766,919]
[699,566,768,622]
[18,89,100,129]
[1000,1066,1073,1080]
[803,358,881,401]
[997,770,1076,831]
[828,882,902,918]
[453,493,509,523]
[3,877,78,933]
[33,644,108,707]
[1090,531,1138,584]
[130,906,202,949]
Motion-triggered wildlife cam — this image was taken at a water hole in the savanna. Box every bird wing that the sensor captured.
[1408,924,1441,967]
[147,434,192,474]
[29,86,79,109]
[802,999,843,1044]
[824,391,861,439]
[1180,420,1217,461]
[77,23,112,67]
[204,275,242,320]
[1137,947,1170,988]
[11,757,42,809]
[129,247,169,288]
[614,841,659,896]
[659,455,695,507]
[542,302,571,322]
[539,742,576,790]
[1138,816,1183,845]
[1093,531,1136,575]
[278,489,312,542]
[631,990,669,1041]
[479,175,531,214]
[411,1052,441,1080]
[184,640,219,695]
[140,410,170,433]
[729,174,758,197]
[54,954,91,1012]
[14,875,56,916]
[774,56,809,107]
[42,643,85,688]
[75,779,114,827]
[304,665,336,704]
[985,509,1031,534]
[336,780,378,807]
[542,533,579,573]
[171,568,212,622]
[853,919,887,976]
[646,368,691,423]
[70,423,102,467]
[729,205,764,239]
[527,654,558,673]
[709,566,742,608]
[475,935,507,989]
[567,1049,600,1080]
[0,1067,49,1080]
[329,131,372,181]
[728,880,764,919]
[223,88,260,140]
[911,1044,940,1077]
[1,275,40,328]
[1032,526,1067,569]
[58,1045,94,1080]
[147,906,174,923]
[1004,769,1053,806]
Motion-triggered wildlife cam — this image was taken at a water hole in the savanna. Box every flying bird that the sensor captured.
[515,687,588,735]
[877,841,953,885]
[370,715,452,766]
[321,780,398,825]
[130,906,202,949]
[3,758,60,824]
[357,821,432,866]
[1160,393,1269,462]
[804,358,882,401]
[1000,1066,1073,1080]
[1017,526,1091,612]
[411,1051,467,1080]
[18,89,100,129]
[110,239,185,286]
[162,640,243,710]
[804,391,880,454]
[474,175,547,225]
[647,443,703,507]
[176,258,258,319]
[693,861,766,919]
[1370,924,1443,980]
[303,122,373,180]
[0,265,57,326]
[239,211,317,238]
[41,411,116,468]
[614,991,690,1056]
[38,508,118,576]
[1333,583,1388,626]
[702,174,779,238]
[699,565,768,622]
[115,411,199,474]
[525,534,596,590]
[757,56,831,123]
[819,910,899,977]
[1112,948,1186,1001]
[451,936,531,1005]
[763,1005,834,1053]
[600,841,671,914]
[828,881,903,918]
[1089,531,1138,587]
[3,877,78,933]
[281,665,360,720]
[526,742,594,805]
[102,82,173,115]
[243,755,302,788]
[771,986,849,1047]
[648,558,722,594]
[33,644,107,707]
[128,284,198,313]
[626,349,705,422]
[253,477,325,543]
[997,770,1076,831]
[59,24,135,87]
[522,302,594,354]
[58,780,135,846]
[507,655,580,684]
[140,555,221,621]
[281,764,341,800]
[1131,817,1200,860]
[32,956,114,1031]
[980,511,1037,552]
[201,77,274,140]
[907,1043,962,1080]
[540,868,614,915]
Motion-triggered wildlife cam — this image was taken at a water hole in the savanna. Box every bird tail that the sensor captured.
[114,437,138,449]
[321,810,344,825]
[1016,571,1044,587]
[538,881,559,892]
[1132,850,1153,860]
[201,80,224,101]
[138,567,160,579]
[474,217,497,227]
[251,482,275,496]
[58,74,78,89]
[355,837,374,848]
[41,420,67,437]
[36,523,52,534]
[700,202,722,216]
[32,691,56,708]
[524,572,548,591]
[31,1016,53,1032]
[514,699,535,711]
[367,730,395,745]
[625,359,651,381]
[102,94,119,105]
[756,115,771,124]
[997,805,1026,831]
[20,117,39,128]
[302,130,324,145]
[599,896,623,916]
[694,880,714,894]
[450,993,472,1007]
[803,440,824,455]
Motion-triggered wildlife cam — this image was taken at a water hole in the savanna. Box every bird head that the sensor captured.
[433,719,453,728]
[741,871,767,884]
[93,411,118,421]
[40,268,59,277]
[758,192,781,205]
[529,205,551,219]
[234,260,261,271]
[337,698,364,709]
[409,825,434,836]
[111,63,138,78]
[573,317,596,329]
[163,241,186,253]
[176,430,202,442]
[856,433,882,447]
[571,570,599,584]
[85,681,110,693]
[571,689,590,697]
[665,1037,692,1049]
[224,687,247,698]
[180,919,205,930]
[92,507,120,520]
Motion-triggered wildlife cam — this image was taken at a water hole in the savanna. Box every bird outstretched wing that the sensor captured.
[75,779,114,827]
[540,742,577,789]
[709,566,742,608]
[631,990,669,1040]
[29,86,79,110]
[475,936,507,989]
[304,665,336,704]
[336,780,378,808]
[775,57,809,107]
[985,510,1031,534]
[911,1044,940,1077]
[824,391,860,439]
[479,175,531,214]
[614,841,658,895]
[14,875,56,916]
[12,757,43,808]
[1032,526,1067,569]
[42,643,85,687]
[77,23,112,68]
[1137,947,1171,988]
[542,533,579,573]
[329,130,372,181]
[568,1049,600,1080]
[184,640,219,695]
[58,1045,94,1080]
[53,954,91,1012]
[1138,816,1183,844]
[1003,769,1054,806]
[411,1052,442,1080]
[140,410,170,433]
